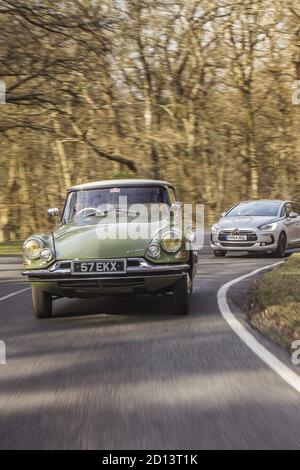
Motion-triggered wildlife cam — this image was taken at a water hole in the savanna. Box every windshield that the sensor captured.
[63,186,170,223]
[226,202,281,217]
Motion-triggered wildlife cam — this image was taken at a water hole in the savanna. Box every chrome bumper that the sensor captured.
[211,231,277,251]
[211,241,277,252]
[22,258,190,282]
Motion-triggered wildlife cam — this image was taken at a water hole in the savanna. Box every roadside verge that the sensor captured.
[248,254,300,352]
[217,262,300,394]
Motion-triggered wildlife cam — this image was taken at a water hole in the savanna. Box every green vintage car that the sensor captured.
[22,179,198,318]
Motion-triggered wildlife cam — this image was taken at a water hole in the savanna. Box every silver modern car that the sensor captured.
[211,200,300,257]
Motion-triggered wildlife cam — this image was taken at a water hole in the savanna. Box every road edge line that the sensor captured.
[0,287,30,302]
[217,262,300,394]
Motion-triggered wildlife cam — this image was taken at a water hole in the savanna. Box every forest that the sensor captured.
[0,0,300,240]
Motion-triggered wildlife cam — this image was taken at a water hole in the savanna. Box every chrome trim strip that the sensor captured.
[22,258,190,278]
[21,274,185,282]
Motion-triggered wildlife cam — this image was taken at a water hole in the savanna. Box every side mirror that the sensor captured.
[289,211,298,219]
[47,208,60,221]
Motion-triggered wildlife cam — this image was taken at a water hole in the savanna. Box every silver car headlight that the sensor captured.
[161,230,182,253]
[258,222,278,232]
[211,224,220,233]
[23,238,44,259]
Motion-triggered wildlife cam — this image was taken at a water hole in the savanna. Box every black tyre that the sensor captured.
[173,274,190,315]
[31,286,52,319]
[213,250,227,257]
[273,232,287,258]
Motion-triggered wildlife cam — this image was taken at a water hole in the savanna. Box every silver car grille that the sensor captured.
[218,230,258,242]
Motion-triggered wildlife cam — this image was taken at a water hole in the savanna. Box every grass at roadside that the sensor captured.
[249,254,300,351]
[0,241,23,256]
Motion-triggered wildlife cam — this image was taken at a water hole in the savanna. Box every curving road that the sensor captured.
[0,242,299,450]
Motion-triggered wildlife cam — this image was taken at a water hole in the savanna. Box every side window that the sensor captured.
[292,203,300,215]
[280,205,286,218]
[159,187,169,205]
[285,204,293,217]
[63,191,76,223]
[168,187,176,204]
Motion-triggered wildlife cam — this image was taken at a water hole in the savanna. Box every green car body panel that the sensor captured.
[22,179,198,306]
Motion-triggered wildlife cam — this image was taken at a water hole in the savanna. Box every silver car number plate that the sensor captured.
[226,235,247,241]
[72,259,127,274]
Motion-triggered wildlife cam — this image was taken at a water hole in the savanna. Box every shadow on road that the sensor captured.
[53,293,176,320]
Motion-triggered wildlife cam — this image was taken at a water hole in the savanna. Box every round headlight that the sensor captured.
[147,243,161,259]
[23,238,44,259]
[161,231,182,253]
[40,248,53,262]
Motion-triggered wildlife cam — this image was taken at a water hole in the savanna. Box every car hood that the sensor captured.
[53,219,170,260]
[217,216,276,230]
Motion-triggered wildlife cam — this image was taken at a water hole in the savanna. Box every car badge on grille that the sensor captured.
[232,228,240,235]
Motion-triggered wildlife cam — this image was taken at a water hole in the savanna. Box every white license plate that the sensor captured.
[71,259,127,274]
[226,235,247,241]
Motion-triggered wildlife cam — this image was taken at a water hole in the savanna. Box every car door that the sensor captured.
[291,203,300,246]
[283,203,298,247]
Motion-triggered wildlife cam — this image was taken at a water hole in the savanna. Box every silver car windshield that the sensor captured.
[63,186,170,223]
[226,202,281,217]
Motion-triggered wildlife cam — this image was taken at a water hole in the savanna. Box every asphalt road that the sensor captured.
[0,242,299,450]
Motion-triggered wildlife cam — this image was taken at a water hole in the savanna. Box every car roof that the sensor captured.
[237,199,292,204]
[69,179,175,192]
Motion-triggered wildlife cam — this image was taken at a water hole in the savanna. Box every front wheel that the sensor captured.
[31,286,52,319]
[273,232,287,258]
[173,274,190,315]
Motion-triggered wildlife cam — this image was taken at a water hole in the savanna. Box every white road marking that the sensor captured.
[217,262,300,394]
[0,288,30,302]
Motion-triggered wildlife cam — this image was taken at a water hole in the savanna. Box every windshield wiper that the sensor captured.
[84,211,107,218]
[85,208,140,218]
[114,208,140,216]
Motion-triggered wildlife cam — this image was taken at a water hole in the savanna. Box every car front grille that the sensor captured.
[101,279,146,289]
[218,230,258,242]
[58,278,146,293]
[59,280,99,288]
[220,242,256,247]
[53,261,71,270]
